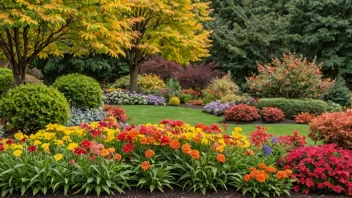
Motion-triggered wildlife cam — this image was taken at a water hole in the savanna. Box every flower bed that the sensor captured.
[103,90,166,106]
[0,118,295,197]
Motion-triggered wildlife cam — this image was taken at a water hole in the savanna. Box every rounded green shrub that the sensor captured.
[0,68,14,95]
[168,97,180,106]
[0,84,70,133]
[111,74,144,89]
[52,74,102,108]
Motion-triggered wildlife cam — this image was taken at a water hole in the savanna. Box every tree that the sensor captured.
[0,0,138,86]
[207,0,288,85]
[285,0,352,87]
[322,74,351,107]
[123,0,212,91]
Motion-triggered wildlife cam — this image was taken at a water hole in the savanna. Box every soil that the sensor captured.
[8,189,350,198]
[221,119,297,125]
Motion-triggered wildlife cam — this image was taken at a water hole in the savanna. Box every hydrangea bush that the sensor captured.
[104,90,147,105]
[145,94,166,106]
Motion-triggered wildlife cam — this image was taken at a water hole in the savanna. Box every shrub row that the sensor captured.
[225,105,285,123]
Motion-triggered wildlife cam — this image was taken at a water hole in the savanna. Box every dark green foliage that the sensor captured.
[207,0,287,85]
[30,54,129,86]
[0,84,70,133]
[322,75,351,107]
[285,0,352,86]
[0,68,13,95]
[52,74,102,108]
[255,98,329,119]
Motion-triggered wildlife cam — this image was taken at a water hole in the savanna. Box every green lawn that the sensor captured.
[122,105,315,145]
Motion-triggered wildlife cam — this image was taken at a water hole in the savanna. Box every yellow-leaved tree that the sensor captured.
[124,0,212,91]
[0,0,139,86]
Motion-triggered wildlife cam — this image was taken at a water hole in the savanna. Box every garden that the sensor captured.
[0,0,352,198]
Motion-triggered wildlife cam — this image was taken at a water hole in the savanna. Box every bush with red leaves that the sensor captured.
[140,55,182,81]
[277,144,352,196]
[294,112,316,124]
[103,105,128,122]
[309,111,352,149]
[278,130,306,151]
[224,104,260,122]
[261,107,285,123]
[190,99,203,105]
[176,62,224,89]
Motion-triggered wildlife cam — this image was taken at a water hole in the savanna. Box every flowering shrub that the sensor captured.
[261,107,285,123]
[67,108,108,126]
[103,90,147,105]
[225,104,260,122]
[249,126,273,147]
[294,112,316,124]
[168,97,180,106]
[277,144,352,196]
[190,99,203,105]
[139,74,166,93]
[145,94,166,106]
[309,111,352,149]
[181,89,201,98]
[278,130,306,151]
[231,163,295,197]
[102,105,128,122]
[203,100,235,116]
[248,53,333,98]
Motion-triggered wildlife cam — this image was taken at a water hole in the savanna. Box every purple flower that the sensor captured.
[146,94,166,106]
[263,144,272,156]
[203,100,235,116]
[272,136,278,144]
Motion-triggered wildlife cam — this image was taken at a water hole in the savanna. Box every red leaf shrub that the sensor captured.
[176,62,224,89]
[249,126,273,147]
[294,112,316,124]
[140,55,182,80]
[103,105,128,122]
[278,130,306,151]
[190,99,203,105]
[309,111,352,149]
[277,144,352,196]
[261,107,285,123]
[224,104,260,122]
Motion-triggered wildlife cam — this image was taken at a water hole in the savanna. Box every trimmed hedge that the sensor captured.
[0,84,70,133]
[255,98,328,119]
[52,74,102,108]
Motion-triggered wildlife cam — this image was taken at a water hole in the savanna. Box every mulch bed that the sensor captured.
[9,189,349,198]
[221,119,297,125]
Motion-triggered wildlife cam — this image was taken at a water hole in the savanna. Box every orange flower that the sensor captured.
[247,149,254,156]
[170,139,180,149]
[190,150,200,159]
[100,149,109,156]
[127,130,139,140]
[284,169,293,175]
[147,137,155,144]
[258,163,267,169]
[255,174,266,182]
[244,174,251,182]
[141,161,151,171]
[249,167,257,171]
[276,171,288,179]
[114,153,121,161]
[182,143,192,154]
[193,136,201,143]
[139,137,148,144]
[216,154,226,163]
[265,166,277,173]
[144,149,155,158]
[107,147,115,153]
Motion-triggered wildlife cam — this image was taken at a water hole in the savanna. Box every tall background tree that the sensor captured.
[285,0,352,88]
[0,0,138,86]
[207,0,288,85]
[123,0,212,91]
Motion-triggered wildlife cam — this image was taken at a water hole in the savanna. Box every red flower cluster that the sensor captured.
[309,111,352,149]
[249,126,273,147]
[81,139,91,148]
[278,130,306,151]
[294,112,316,124]
[196,123,222,133]
[277,144,352,196]
[73,147,87,155]
[103,105,128,122]
[261,107,285,123]
[225,104,261,122]
[181,89,201,97]
[80,119,120,138]
[27,145,37,152]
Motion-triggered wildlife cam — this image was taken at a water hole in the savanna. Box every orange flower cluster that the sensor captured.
[181,143,200,159]
[141,161,151,171]
[145,149,155,158]
[216,154,226,163]
[244,163,292,183]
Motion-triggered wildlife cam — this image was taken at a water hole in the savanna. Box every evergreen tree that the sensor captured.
[323,75,351,107]
[207,0,288,85]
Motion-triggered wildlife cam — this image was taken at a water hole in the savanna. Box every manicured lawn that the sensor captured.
[122,105,316,145]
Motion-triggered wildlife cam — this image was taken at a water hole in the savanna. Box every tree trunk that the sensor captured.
[129,63,140,92]
[11,61,27,87]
